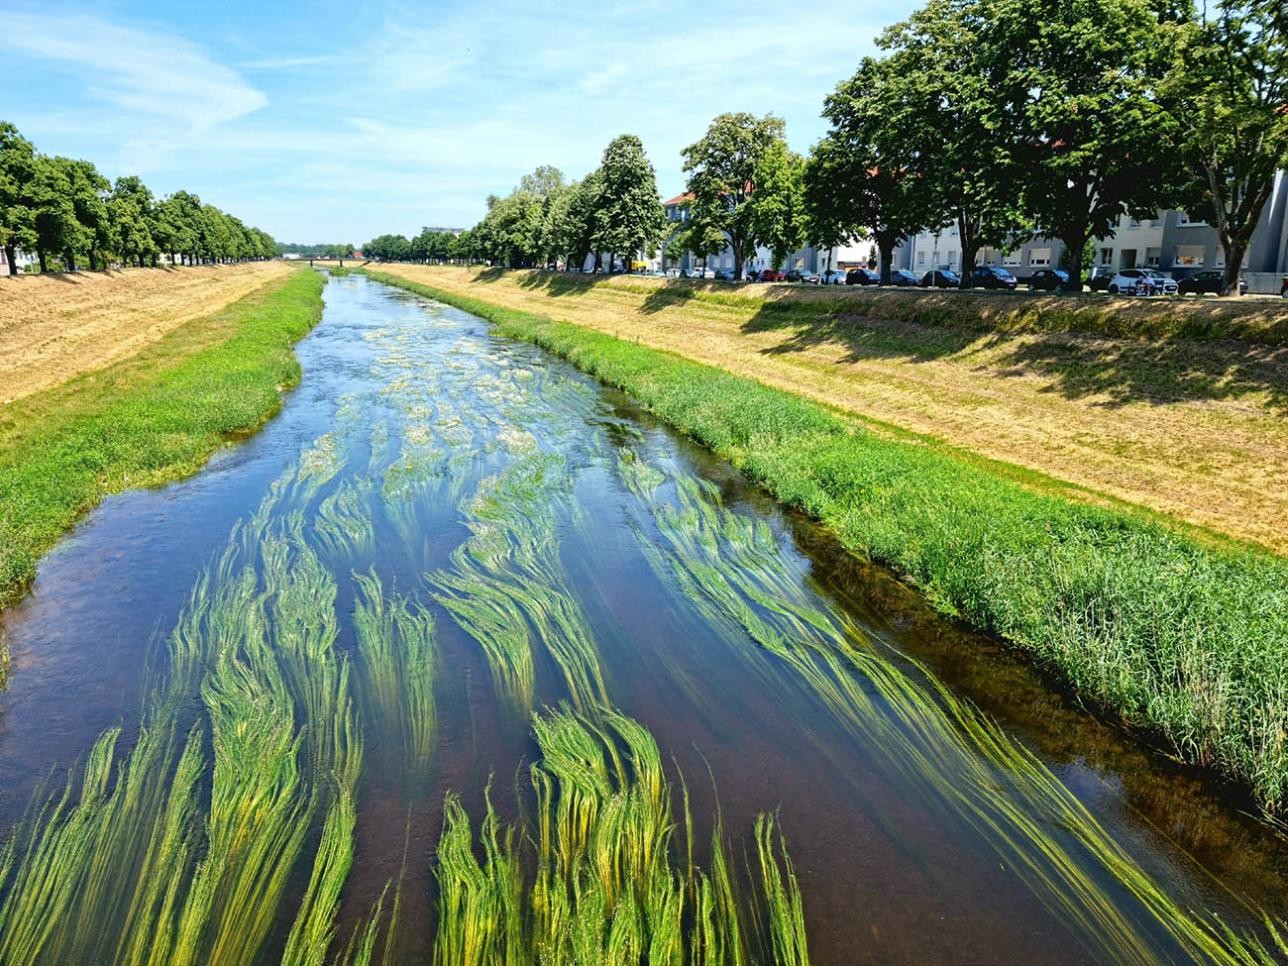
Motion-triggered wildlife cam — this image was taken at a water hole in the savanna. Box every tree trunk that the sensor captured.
[38,249,48,273]
[732,239,745,280]
[3,245,16,276]
[958,213,978,290]
[877,233,897,286]
[65,251,76,272]
[1219,238,1247,296]
[1060,230,1087,292]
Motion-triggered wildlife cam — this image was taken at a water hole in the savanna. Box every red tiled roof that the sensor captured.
[663,192,694,207]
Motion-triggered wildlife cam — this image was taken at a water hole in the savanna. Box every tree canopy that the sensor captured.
[0,120,275,275]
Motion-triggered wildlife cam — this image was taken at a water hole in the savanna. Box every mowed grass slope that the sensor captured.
[367,269,1288,815]
[0,268,325,608]
[372,265,1288,554]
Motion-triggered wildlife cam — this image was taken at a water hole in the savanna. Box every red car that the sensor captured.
[758,268,785,282]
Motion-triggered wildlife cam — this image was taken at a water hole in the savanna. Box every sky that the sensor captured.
[0,1,916,245]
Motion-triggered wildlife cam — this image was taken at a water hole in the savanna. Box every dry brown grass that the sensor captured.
[376,265,1288,554]
[0,262,294,403]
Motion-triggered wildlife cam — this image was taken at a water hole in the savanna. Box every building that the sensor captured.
[0,247,37,275]
[894,172,1288,285]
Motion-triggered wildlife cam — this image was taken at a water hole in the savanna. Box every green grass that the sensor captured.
[365,270,1288,817]
[0,267,325,608]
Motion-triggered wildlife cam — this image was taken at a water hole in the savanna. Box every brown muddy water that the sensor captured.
[0,272,1285,964]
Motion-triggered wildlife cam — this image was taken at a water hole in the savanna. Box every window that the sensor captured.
[1099,247,1114,266]
[1173,245,1205,266]
[1146,247,1161,267]
[917,250,927,267]
[946,252,957,269]
[1028,248,1051,267]
[1128,217,1142,229]
[1002,250,1022,266]
[1120,249,1138,269]
[1177,212,1206,226]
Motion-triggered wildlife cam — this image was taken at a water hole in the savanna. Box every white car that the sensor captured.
[821,269,846,285]
[1107,268,1178,296]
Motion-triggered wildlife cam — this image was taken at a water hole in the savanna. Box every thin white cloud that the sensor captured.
[0,12,266,131]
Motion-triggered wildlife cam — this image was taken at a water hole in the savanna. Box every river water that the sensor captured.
[0,273,1284,963]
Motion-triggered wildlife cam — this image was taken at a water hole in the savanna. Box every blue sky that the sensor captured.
[0,1,915,244]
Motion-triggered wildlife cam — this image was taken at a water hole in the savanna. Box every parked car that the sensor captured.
[972,266,1018,290]
[713,268,736,281]
[1176,270,1248,296]
[758,268,786,282]
[846,268,880,285]
[1087,266,1116,292]
[1107,268,1178,296]
[685,267,714,279]
[888,269,921,286]
[785,269,820,283]
[920,269,961,288]
[821,269,847,285]
[1027,268,1071,291]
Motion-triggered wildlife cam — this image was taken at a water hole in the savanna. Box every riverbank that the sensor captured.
[366,268,1288,816]
[0,261,296,404]
[0,267,325,608]
[367,265,1288,554]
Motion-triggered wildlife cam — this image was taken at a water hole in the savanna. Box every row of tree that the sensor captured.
[0,122,276,275]
[805,0,1287,290]
[365,0,1284,292]
[276,242,355,259]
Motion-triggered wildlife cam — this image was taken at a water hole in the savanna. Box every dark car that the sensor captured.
[712,268,736,281]
[888,269,921,286]
[1177,270,1248,296]
[758,268,786,282]
[972,266,1018,290]
[1028,268,1071,291]
[920,269,961,288]
[1087,266,1116,292]
[846,268,880,285]
[784,269,804,282]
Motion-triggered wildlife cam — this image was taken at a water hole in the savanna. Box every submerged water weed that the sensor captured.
[314,479,376,561]
[433,707,809,964]
[619,452,1287,964]
[353,570,437,776]
[430,452,608,715]
[0,451,365,965]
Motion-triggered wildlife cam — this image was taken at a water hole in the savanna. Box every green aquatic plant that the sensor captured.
[314,479,376,561]
[432,707,810,964]
[619,450,1287,964]
[430,453,608,714]
[353,570,437,774]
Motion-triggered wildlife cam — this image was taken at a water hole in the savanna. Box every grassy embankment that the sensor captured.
[0,267,325,609]
[369,266,1288,555]
[366,268,1288,815]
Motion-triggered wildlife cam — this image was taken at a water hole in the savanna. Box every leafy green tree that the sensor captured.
[985,0,1180,288]
[563,172,605,270]
[0,122,37,275]
[805,58,941,284]
[682,113,786,280]
[748,139,806,270]
[53,157,110,270]
[878,0,1032,287]
[1164,0,1288,293]
[30,155,79,273]
[592,134,665,271]
[108,176,157,267]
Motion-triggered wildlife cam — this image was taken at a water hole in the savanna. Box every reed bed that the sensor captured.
[618,449,1287,964]
[432,707,810,964]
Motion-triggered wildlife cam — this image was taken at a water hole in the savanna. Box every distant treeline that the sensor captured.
[277,242,355,258]
[0,121,276,275]
[363,229,468,263]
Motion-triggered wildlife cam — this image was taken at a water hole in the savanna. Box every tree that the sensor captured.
[108,176,157,267]
[985,0,1180,289]
[682,113,786,280]
[805,58,941,284]
[878,0,1032,287]
[1164,0,1288,294]
[748,139,806,270]
[562,172,605,270]
[0,122,37,275]
[54,157,110,270]
[29,155,79,274]
[593,135,665,271]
